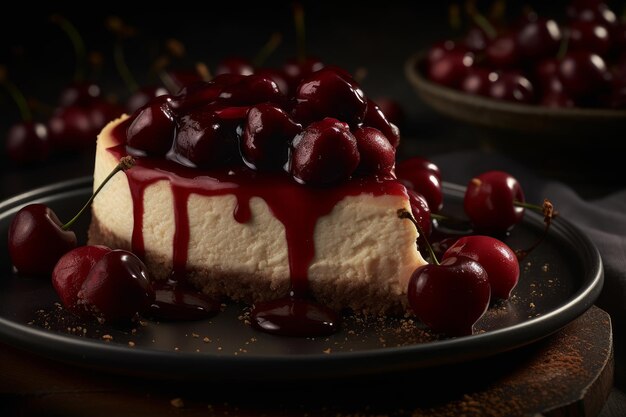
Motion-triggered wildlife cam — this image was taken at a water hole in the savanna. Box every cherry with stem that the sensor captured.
[8,157,135,275]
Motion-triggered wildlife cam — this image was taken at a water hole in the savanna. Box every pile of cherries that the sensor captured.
[396,159,547,336]
[425,0,626,108]
[126,62,399,186]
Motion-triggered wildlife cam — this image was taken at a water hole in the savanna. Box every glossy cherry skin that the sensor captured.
[170,81,223,114]
[52,245,112,314]
[353,126,395,176]
[289,118,360,185]
[78,250,155,322]
[373,97,405,128]
[283,57,324,92]
[568,20,612,56]
[215,57,254,76]
[126,96,176,156]
[464,171,525,233]
[241,103,302,171]
[172,108,238,168]
[255,68,290,95]
[516,18,562,61]
[126,86,168,113]
[396,159,443,212]
[58,81,101,107]
[363,99,400,148]
[8,204,77,275]
[427,49,474,88]
[485,34,522,68]
[443,236,520,300]
[166,69,204,93]
[396,156,441,180]
[407,189,432,237]
[47,106,94,151]
[408,256,491,336]
[5,122,50,164]
[489,72,535,104]
[293,68,367,127]
[558,51,610,98]
[218,75,284,106]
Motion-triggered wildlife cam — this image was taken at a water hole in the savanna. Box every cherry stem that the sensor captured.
[253,32,283,67]
[515,199,558,260]
[465,1,497,39]
[398,208,440,266]
[62,156,135,231]
[293,3,306,63]
[0,71,32,121]
[114,41,139,93]
[50,15,86,82]
[514,200,544,212]
[556,31,569,60]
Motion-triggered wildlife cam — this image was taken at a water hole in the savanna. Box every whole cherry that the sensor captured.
[363,99,400,148]
[126,95,177,156]
[241,103,302,171]
[78,249,155,322]
[516,17,562,61]
[396,157,443,212]
[352,126,395,176]
[8,157,134,275]
[461,68,494,96]
[427,49,474,88]
[568,20,612,56]
[485,33,522,68]
[559,51,610,98]
[5,123,50,165]
[488,72,535,104]
[443,236,520,300]
[289,118,360,185]
[47,106,94,151]
[399,208,490,337]
[464,170,525,233]
[52,245,112,314]
[218,75,284,106]
[292,68,367,127]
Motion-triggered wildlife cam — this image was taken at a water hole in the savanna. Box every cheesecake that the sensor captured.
[89,69,428,314]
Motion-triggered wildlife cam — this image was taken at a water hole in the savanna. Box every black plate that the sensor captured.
[0,177,603,381]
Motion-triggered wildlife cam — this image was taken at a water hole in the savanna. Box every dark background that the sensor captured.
[0,1,622,197]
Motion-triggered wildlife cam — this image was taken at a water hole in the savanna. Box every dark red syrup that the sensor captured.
[109,121,406,334]
[250,295,338,337]
[149,280,220,321]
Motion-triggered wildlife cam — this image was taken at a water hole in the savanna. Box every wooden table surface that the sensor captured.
[0,305,616,417]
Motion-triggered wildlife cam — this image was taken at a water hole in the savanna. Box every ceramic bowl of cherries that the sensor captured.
[406,0,626,136]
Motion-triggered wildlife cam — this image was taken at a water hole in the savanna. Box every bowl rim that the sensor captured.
[405,52,626,120]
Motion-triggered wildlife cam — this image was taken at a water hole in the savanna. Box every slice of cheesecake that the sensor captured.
[89,116,427,314]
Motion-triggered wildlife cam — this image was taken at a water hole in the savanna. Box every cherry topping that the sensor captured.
[126,95,176,156]
[282,57,324,92]
[464,170,525,233]
[241,103,302,171]
[78,250,155,322]
[363,99,400,148]
[353,127,395,176]
[292,68,367,127]
[443,236,519,300]
[172,108,238,168]
[218,75,284,106]
[289,118,360,185]
[255,68,291,95]
[52,245,112,314]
